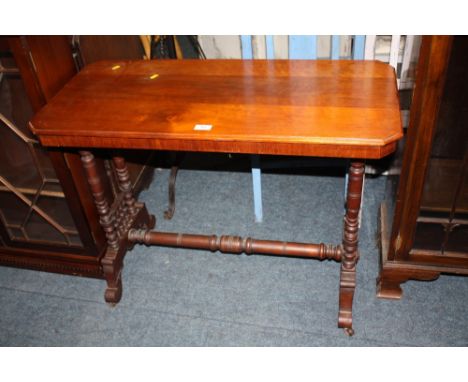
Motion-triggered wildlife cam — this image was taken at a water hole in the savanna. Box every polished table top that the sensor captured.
[30,59,402,159]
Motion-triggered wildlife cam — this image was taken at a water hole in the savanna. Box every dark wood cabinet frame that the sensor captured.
[377,36,468,299]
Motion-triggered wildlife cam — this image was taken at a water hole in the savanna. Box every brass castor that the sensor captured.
[344,327,355,336]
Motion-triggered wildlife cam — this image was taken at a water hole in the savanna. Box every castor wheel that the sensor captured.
[344,327,355,336]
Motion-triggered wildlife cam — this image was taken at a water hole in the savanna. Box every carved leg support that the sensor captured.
[338,161,365,336]
[80,150,366,334]
[113,156,137,216]
[80,151,155,304]
[80,151,122,303]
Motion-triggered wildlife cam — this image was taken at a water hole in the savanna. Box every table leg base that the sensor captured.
[101,203,155,304]
[81,152,364,336]
[104,273,122,304]
[338,265,357,334]
[336,161,365,335]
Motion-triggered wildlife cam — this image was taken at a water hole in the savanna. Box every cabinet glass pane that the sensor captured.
[0,56,82,248]
[445,161,468,253]
[415,36,468,254]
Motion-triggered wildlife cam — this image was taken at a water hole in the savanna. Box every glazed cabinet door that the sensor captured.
[0,36,107,273]
[0,45,84,250]
[411,36,468,258]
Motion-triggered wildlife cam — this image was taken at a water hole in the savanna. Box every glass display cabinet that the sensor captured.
[378,35,468,298]
[0,36,106,276]
[0,36,153,278]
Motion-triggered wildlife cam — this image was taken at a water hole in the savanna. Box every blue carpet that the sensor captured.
[0,167,467,346]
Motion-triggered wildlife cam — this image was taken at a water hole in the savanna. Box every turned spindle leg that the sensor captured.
[338,161,365,336]
[112,154,155,235]
[112,156,137,216]
[80,151,119,250]
[80,150,122,304]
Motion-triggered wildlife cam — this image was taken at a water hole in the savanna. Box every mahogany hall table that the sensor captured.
[29,59,402,335]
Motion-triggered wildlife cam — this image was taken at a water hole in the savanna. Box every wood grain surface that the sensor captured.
[30,59,402,159]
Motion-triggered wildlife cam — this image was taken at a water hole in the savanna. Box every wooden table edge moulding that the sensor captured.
[29,59,402,336]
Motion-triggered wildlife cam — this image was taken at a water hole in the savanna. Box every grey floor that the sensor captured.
[1,165,467,346]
